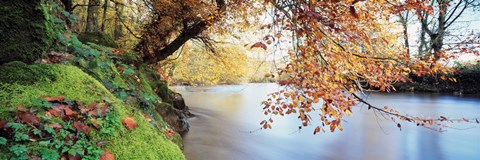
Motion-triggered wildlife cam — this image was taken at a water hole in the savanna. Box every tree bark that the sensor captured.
[398,12,410,58]
[113,0,123,40]
[86,0,100,32]
[101,0,108,32]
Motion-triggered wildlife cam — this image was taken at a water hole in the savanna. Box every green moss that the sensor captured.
[0,63,185,159]
[171,133,184,149]
[0,61,56,85]
[0,0,54,64]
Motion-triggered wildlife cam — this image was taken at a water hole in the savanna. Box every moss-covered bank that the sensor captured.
[0,62,185,159]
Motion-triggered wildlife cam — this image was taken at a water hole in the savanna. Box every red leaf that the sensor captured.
[73,121,91,134]
[17,112,40,126]
[99,150,115,160]
[314,126,320,135]
[0,120,7,129]
[349,6,359,18]
[123,116,137,129]
[250,42,267,50]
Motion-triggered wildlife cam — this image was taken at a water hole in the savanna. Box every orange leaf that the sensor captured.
[99,150,115,160]
[47,108,62,117]
[16,105,28,112]
[41,96,65,102]
[123,116,137,129]
[330,124,336,132]
[314,126,320,135]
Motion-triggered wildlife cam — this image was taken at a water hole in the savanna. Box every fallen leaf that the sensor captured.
[67,153,81,160]
[41,96,65,102]
[47,108,62,117]
[99,150,115,160]
[123,116,137,129]
[49,123,63,133]
[0,120,7,129]
[17,112,40,126]
[64,107,75,116]
[89,118,101,130]
[73,121,91,134]
[16,105,28,112]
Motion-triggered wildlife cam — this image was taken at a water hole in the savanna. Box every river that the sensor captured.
[171,83,480,160]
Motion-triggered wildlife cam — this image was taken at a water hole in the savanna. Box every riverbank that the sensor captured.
[393,67,480,95]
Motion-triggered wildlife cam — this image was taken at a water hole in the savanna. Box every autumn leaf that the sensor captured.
[90,118,101,129]
[16,105,28,112]
[47,108,62,117]
[16,112,40,126]
[314,126,321,135]
[250,42,267,50]
[349,6,359,18]
[40,96,65,102]
[0,120,7,129]
[73,121,91,134]
[67,153,81,160]
[99,150,115,160]
[123,116,137,129]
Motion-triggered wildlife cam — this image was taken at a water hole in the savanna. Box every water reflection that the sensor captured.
[172,83,480,160]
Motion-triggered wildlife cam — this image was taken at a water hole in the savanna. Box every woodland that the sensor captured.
[0,0,479,159]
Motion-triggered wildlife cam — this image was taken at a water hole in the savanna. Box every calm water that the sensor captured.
[172,83,480,160]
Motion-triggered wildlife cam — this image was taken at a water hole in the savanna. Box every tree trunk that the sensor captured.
[136,0,226,65]
[86,0,100,32]
[60,0,73,28]
[398,12,410,58]
[101,0,108,32]
[114,0,123,40]
[432,1,447,61]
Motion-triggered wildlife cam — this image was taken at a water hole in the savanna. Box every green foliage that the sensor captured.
[0,0,54,64]
[0,137,7,145]
[78,32,119,48]
[10,144,28,159]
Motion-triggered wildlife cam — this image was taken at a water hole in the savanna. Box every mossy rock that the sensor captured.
[0,63,185,159]
[0,0,54,65]
[78,32,118,48]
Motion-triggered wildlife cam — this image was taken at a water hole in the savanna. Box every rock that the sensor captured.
[0,0,54,65]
